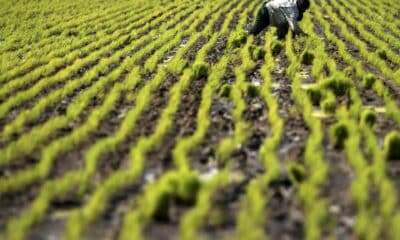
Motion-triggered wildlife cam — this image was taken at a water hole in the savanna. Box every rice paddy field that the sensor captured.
[1,0,400,239]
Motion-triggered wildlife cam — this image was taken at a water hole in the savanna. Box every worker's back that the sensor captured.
[249,0,309,37]
[266,0,299,30]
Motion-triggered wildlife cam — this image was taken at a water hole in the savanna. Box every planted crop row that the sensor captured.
[0,3,157,84]
[236,28,283,239]
[0,0,215,193]
[180,2,263,239]
[0,2,190,102]
[0,0,239,239]
[328,0,400,66]
[0,2,199,143]
[310,1,400,238]
[310,0,400,127]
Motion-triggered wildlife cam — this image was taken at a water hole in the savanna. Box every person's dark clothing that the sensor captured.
[250,0,309,38]
[249,2,270,36]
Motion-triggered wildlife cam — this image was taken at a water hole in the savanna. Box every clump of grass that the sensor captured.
[271,40,284,56]
[218,84,232,98]
[306,86,323,106]
[384,131,400,160]
[230,31,247,49]
[362,74,376,89]
[321,75,352,96]
[330,122,349,149]
[360,109,377,128]
[246,84,260,98]
[152,172,201,220]
[192,62,210,79]
[252,46,266,60]
[343,66,355,77]
[376,49,387,60]
[301,51,314,65]
[176,172,201,204]
[287,163,306,184]
[153,186,173,220]
[321,97,336,114]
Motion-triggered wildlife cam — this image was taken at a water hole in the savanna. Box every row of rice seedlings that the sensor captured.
[119,1,256,238]
[0,0,222,194]
[0,2,201,143]
[310,0,400,127]
[171,0,247,172]
[77,0,235,196]
[0,66,140,195]
[0,2,191,102]
[316,0,400,235]
[0,2,150,79]
[315,0,400,85]
[311,1,398,238]
[0,0,149,58]
[328,0,400,67]
[0,2,161,84]
[340,0,400,49]
[235,28,283,239]
[284,29,330,240]
[62,0,241,238]
[362,120,400,239]
[332,107,379,238]
[216,43,254,164]
[179,1,261,238]
[360,0,400,25]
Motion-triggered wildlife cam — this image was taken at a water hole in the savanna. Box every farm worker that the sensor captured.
[249,0,310,38]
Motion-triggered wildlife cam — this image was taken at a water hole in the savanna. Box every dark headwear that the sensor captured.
[297,0,310,21]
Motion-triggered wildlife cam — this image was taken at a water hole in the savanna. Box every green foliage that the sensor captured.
[229,31,247,49]
[321,75,352,96]
[246,84,260,98]
[301,51,314,65]
[384,131,400,160]
[271,40,284,55]
[343,66,355,77]
[360,109,377,128]
[251,46,266,60]
[175,172,201,204]
[321,97,336,113]
[330,122,349,149]
[287,163,307,184]
[192,62,210,79]
[306,86,323,105]
[218,84,232,98]
[376,49,387,60]
[362,74,376,89]
[153,188,173,220]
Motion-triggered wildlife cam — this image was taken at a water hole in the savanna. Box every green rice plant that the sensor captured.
[360,109,377,128]
[192,62,210,79]
[329,121,349,150]
[246,84,260,98]
[321,92,336,114]
[301,51,315,65]
[362,73,376,89]
[218,84,232,98]
[251,46,266,60]
[384,131,400,160]
[306,86,323,105]
[271,39,284,56]
[229,31,247,49]
[287,162,307,184]
[321,74,352,96]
